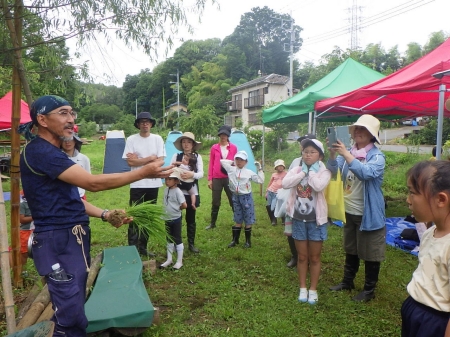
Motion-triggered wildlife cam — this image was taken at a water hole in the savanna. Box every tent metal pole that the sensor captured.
[313,111,317,134]
[262,125,265,171]
[308,112,312,133]
[436,84,446,160]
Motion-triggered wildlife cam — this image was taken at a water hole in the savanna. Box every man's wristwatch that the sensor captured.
[101,209,109,222]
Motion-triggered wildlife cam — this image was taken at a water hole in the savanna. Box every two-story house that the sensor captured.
[225,74,290,128]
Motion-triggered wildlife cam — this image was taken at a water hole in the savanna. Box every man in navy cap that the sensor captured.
[19,96,172,337]
[123,112,166,257]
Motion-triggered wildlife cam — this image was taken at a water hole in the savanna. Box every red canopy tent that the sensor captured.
[315,38,450,120]
[0,91,31,130]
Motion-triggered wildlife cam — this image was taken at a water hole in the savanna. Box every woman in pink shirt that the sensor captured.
[205,125,237,230]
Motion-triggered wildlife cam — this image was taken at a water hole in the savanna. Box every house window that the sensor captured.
[263,87,269,94]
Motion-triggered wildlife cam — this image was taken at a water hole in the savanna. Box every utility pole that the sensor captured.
[170,69,180,130]
[280,11,297,97]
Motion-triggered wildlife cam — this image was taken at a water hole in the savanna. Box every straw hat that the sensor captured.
[348,114,381,144]
[445,97,450,111]
[273,159,285,169]
[173,132,202,151]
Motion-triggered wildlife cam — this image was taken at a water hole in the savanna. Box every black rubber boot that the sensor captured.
[128,224,156,257]
[352,261,380,302]
[286,236,297,268]
[187,223,199,253]
[228,226,242,248]
[205,210,219,230]
[244,227,252,248]
[329,254,360,291]
[266,205,277,225]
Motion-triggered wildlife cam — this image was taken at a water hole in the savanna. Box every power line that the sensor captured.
[301,0,434,46]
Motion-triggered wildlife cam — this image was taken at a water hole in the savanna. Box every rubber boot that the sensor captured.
[244,227,252,248]
[159,243,174,269]
[329,254,360,291]
[205,210,218,230]
[266,205,277,226]
[286,236,297,268]
[187,223,199,253]
[228,226,242,248]
[173,243,184,270]
[128,223,155,257]
[352,261,380,302]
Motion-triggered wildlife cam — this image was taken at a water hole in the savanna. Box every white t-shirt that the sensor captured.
[122,133,165,188]
[343,164,364,215]
[407,226,450,312]
[67,150,91,198]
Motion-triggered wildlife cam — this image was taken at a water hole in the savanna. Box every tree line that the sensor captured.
[0,4,447,139]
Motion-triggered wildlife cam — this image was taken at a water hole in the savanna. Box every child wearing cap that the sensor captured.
[220,151,264,248]
[282,138,331,304]
[160,170,187,270]
[266,159,287,226]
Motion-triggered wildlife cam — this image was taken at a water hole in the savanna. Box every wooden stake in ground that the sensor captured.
[0,181,16,333]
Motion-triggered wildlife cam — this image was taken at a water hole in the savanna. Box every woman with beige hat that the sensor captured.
[171,132,204,253]
[327,114,386,302]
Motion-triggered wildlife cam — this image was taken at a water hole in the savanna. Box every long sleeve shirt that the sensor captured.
[220,159,264,195]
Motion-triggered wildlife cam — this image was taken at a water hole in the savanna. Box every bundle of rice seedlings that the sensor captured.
[107,201,168,246]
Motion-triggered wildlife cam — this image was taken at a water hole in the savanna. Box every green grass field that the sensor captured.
[2,138,430,336]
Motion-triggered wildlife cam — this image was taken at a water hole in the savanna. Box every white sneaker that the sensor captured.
[308,290,318,305]
[298,288,308,303]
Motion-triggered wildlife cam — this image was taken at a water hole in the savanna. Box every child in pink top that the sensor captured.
[266,159,287,226]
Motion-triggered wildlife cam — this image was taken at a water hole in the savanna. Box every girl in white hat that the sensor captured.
[266,159,287,226]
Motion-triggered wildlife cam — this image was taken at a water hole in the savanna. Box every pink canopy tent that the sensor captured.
[315,38,450,120]
[315,38,450,158]
[0,91,31,130]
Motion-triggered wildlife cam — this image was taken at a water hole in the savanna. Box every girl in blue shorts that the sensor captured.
[282,139,331,304]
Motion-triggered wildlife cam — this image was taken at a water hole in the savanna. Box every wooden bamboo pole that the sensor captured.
[86,252,103,298]
[10,0,23,288]
[0,182,16,333]
[16,284,50,330]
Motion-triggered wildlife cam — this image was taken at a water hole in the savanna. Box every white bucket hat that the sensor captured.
[173,132,202,151]
[172,167,194,182]
[274,159,285,170]
[301,139,325,156]
[349,114,381,144]
[234,150,248,161]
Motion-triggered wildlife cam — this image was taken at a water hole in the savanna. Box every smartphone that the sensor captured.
[327,126,351,148]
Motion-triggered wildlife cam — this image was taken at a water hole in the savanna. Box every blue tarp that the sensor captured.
[164,131,182,167]
[230,130,257,173]
[333,217,418,256]
[103,130,130,174]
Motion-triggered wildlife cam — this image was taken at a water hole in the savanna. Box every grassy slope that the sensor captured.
[2,139,429,336]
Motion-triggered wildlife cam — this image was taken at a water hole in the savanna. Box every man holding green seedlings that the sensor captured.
[19,95,172,337]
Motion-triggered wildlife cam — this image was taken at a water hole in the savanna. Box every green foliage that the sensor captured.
[110,114,137,137]
[179,105,221,141]
[406,118,450,145]
[77,118,97,138]
[246,130,263,152]
[79,103,123,124]
[126,201,168,246]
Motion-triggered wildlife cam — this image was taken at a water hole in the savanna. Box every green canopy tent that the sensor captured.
[262,58,385,126]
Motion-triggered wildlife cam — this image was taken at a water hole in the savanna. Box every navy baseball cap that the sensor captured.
[297,133,316,142]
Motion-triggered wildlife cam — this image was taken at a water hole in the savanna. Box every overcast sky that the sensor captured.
[69,0,449,86]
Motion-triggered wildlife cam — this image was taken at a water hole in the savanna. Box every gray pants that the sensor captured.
[344,213,386,262]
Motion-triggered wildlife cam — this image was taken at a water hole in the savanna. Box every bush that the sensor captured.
[77,119,97,138]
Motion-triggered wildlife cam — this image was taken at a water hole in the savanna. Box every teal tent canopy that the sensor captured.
[262,58,385,124]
